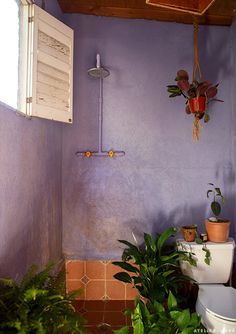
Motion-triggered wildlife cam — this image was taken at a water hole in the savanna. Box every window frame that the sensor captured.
[7,0,74,124]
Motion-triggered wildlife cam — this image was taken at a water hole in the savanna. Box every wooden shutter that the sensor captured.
[24,4,73,123]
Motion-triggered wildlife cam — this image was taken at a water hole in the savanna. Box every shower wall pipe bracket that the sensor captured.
[75,150,125,158]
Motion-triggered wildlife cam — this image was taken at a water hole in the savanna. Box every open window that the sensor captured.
[19,3,74,123]
[0,0,19,109]
[0,1,74,123]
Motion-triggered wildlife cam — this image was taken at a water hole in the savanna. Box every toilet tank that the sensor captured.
[177,238,235,283]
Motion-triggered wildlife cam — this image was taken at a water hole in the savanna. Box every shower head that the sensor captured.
[88,54,110,78]
[88,67,110,78]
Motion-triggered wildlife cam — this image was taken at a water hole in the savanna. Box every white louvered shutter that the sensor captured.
[25,4,73,123]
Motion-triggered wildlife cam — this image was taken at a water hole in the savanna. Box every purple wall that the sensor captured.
[62,14,235,260]
[1,1,236,276]
[0,0,64,279]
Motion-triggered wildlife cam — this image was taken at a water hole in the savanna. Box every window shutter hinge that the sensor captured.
[26,97,32,103]
[28,16,34,23]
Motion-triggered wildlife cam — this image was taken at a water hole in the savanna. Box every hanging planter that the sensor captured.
[188,96,206,113]
[167,20,223,140]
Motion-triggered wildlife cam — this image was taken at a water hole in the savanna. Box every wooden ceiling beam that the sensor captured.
[57,0,236,26]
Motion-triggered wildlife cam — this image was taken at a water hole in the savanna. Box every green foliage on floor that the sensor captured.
[0,262,87,334]
[113,292,202,334]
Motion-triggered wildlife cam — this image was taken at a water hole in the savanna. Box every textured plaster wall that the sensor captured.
[62,14,235,260]
[230,19,236,252]
[0,0,64,279]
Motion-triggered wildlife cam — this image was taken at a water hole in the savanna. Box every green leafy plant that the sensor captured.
[0,262,87,334]
[113,227,196,303]
[113,292,202,334]
[207,183,225,221]
[195,237,211,265]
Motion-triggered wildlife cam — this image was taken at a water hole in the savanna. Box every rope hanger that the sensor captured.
[192,16,202,141]
[192,17,202,83]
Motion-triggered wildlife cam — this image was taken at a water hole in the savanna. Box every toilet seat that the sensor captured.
[197,284,236,322]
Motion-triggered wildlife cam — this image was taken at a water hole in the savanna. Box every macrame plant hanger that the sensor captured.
[192,17,202,141]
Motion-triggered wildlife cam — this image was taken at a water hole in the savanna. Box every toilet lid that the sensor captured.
[198,285,236,321]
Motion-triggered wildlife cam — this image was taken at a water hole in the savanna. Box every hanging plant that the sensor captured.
[167,20,223,140]
[167,69,223,139]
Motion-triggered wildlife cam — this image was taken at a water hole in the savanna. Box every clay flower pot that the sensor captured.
[181,225,197,242]
[188,96,206,113]
[205,219,231,243]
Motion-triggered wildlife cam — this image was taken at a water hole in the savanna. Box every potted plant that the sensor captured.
[112,227,196,304]
[167,70,223,140]
[205,183,231,242]
[181,224,197,242]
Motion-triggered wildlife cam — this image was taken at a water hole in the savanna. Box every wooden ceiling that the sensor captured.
[57,0,236,26]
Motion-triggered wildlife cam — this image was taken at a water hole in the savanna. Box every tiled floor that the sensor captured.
[73,263,236,333]
[75,300,134,333]
[66,260,139,300]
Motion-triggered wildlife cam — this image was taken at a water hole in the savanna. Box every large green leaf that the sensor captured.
[189,312,201,328]
[162,270,175,278]
[170,310,181,320]
[131,304,144,334]
[112,261,138,273]
[118,239,139,250]
[152,300,165,314]
[160,252,180,262]
[167,291,177,310]
[113,272,132,283]
[211,201,221,216]
[144,233,156,253]
[157,227,177,254]
[118,240,142,263]
[176,309,191,330]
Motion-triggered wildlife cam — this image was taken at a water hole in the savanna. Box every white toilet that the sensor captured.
[178,238,236,333]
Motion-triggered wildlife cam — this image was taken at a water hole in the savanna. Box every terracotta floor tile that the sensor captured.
[104,311,126,326]
[66,280,85,299]
[66,260,85,280]
[103,311,127,326]
[84,300,106,312]
[126,314,132,326]
[106,261,125,280]
[73,300,86,312]
[104,300,126,311]
[125,300,135,310]
[86,261,106,280]
[83,311,104,326]
[86,281,106,300]
[125,284,139,300]
[106,280,125,300]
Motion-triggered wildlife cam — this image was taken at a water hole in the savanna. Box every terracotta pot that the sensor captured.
[188,96,206,113]
[181,225,197,242]
[205,219,231,243]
